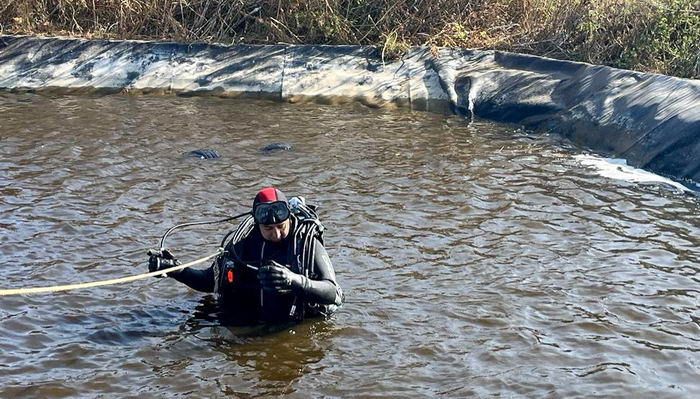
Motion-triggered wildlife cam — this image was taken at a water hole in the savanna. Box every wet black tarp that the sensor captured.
[1,35,699,183]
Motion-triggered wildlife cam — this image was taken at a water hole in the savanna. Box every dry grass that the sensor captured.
[1,0,698,77]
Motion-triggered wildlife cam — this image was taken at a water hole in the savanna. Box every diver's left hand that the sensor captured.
[258,261,303,293]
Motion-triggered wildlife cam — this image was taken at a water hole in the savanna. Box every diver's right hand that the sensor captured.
[147,249,181,277]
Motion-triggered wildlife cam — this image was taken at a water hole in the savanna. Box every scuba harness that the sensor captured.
[216,196,325,321]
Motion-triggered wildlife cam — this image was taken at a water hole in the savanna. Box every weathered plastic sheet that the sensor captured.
[1,35,698,183]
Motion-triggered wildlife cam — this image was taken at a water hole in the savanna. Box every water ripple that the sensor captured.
[1,94,699,397]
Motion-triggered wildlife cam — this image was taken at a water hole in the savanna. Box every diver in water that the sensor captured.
[148,187,343,324]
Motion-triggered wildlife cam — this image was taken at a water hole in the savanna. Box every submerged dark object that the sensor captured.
[186,149,221,159]
[261,143,294,153]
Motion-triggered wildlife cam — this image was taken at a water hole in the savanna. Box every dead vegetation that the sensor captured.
[1,0,698,77]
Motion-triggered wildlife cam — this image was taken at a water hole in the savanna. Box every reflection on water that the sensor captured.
[1,92,699,397]
[183,297,331,395]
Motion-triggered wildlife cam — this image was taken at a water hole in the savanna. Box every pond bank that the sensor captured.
[1,35,699,183]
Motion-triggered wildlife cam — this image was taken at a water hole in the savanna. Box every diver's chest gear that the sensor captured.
[215,198,325,321]
[214,257,265,319]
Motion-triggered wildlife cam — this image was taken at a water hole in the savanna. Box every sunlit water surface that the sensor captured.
[1,93,699,398]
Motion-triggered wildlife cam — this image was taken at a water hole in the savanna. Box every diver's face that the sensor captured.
[259,219,290,243]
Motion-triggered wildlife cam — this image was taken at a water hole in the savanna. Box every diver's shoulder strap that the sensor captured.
[218,215,256,267]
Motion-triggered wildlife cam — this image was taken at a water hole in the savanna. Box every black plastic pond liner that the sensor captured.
[1,35,698,184]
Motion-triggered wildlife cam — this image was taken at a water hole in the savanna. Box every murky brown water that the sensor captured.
[1,92,699,398]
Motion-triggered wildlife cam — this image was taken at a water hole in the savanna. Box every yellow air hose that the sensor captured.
[0,248,222,296]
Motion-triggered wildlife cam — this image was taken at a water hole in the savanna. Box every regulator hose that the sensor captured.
[160,211,251,250]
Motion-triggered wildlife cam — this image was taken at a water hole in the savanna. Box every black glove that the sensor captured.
[147,248,180,277]
[257,261,303,293]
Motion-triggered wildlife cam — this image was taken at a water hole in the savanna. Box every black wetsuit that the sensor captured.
[171,216,343,323]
